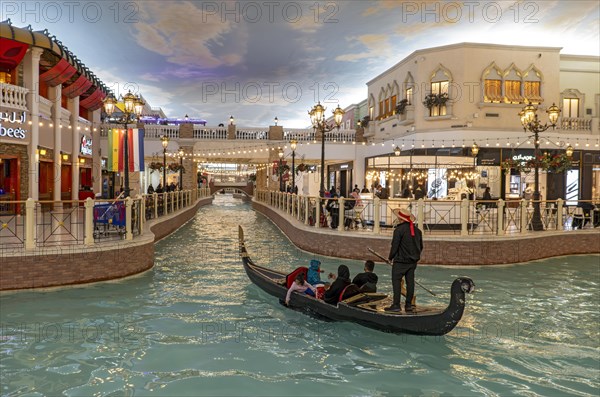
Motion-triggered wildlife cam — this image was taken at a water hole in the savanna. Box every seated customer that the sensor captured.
[323,265,351,305]
[285,273,316,305]
[307,259,324,286]
[352,260,378,293]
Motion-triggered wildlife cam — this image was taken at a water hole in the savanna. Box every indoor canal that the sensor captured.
[1,194,598,396]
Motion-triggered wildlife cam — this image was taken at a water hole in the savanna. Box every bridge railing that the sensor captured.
[255,190,598,236]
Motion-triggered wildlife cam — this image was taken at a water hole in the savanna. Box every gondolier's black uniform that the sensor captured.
[388,222,423,310]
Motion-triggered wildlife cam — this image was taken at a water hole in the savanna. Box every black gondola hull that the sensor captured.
[240,227,474,335]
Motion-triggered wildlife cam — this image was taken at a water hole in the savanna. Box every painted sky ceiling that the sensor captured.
[5,0,599,127]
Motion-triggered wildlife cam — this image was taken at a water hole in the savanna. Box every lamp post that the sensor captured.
[290,139,297,194]
[278,148,284,192]
[471,142,479,200]
[178,148,184,190]
[308,102,345,197]
[518,102,560,231]
[103,90,144,198]
[161,135,169,189]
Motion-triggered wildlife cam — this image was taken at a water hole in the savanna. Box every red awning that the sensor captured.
[40,58,77,86]
[63,74,93,98]
[80,87,105,109]
[0,38,29,70]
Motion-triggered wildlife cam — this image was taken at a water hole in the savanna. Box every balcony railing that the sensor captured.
[0,83,28,111]
[144,124,179,138]
[236,128,269,140]
[193,126,227,139]
[284,128,356,142]
[560,117,592,131]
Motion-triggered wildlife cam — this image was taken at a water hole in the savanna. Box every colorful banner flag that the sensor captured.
[128,128,145,172]
[107,128,120,172]
[106,128,145,172]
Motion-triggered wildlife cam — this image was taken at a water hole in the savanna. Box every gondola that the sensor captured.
[239,226,475,336]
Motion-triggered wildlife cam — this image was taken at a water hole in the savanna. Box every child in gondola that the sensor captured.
[285,273,316,305]
[307,259,324,286]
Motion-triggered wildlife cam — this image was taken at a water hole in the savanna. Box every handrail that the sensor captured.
[0,187,212,250]
[254,190,599,236]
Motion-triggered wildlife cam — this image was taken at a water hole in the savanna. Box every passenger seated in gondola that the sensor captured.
[323,265,352,304]
[285,273,316,305]
[307,259,324,286]
[352,260,378,293]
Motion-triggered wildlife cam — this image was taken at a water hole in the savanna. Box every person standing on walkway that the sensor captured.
[385,208,423,313]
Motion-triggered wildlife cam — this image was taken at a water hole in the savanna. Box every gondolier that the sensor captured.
[386,208,423,314]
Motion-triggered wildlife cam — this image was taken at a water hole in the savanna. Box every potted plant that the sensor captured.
[395,99,409,115]
[360,115,370,128]
[423,93,449,109]
[296,163,307,174]
[149,162,163,172]
[501,153,572,174]
[168,163,184,172]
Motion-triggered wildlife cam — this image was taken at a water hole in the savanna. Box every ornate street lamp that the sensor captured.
[278,148,284,192]
[394,145,401,156]
[161,135,169,189]
[518,102,560,231]
[565,144,574,158]
[178,148,185,190]
[274,116,278,126]
[308,102,345,197]
[290,139,298,193]
[103,90,145,197]
[229,115,235,125]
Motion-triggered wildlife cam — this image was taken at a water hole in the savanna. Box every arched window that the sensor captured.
[378,88,386,120]
[503,64,523,104]
[561,89,584,129]
[389,81,399,117]
[427,65,452,117]
[404,72,415,105]
[482,62,503,103]
[523,65,543,104]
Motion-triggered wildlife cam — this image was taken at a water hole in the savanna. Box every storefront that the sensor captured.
[38,148,55,201]
[78,134,94,199]
[101,158,116,199]
[328,161,354,197]
[0,110,30,202]
[365,148,477,199]
[365,147,593,202]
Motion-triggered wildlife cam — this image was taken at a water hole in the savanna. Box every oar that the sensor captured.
[367,247,437,297]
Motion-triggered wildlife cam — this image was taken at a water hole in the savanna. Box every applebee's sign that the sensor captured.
[0,111,27,139]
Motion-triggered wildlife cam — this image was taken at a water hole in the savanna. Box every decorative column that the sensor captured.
[68,96,80,200]
[180,145,195,191]
[23,47,44,200]
[91,109,102,194]
[49,84,62,202]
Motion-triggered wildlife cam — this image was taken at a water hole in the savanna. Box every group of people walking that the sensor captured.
[285,207,423,313]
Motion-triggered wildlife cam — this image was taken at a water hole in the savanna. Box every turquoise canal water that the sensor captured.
[1,195,599,396]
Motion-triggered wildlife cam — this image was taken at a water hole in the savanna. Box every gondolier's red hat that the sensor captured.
[392,208,416,236]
